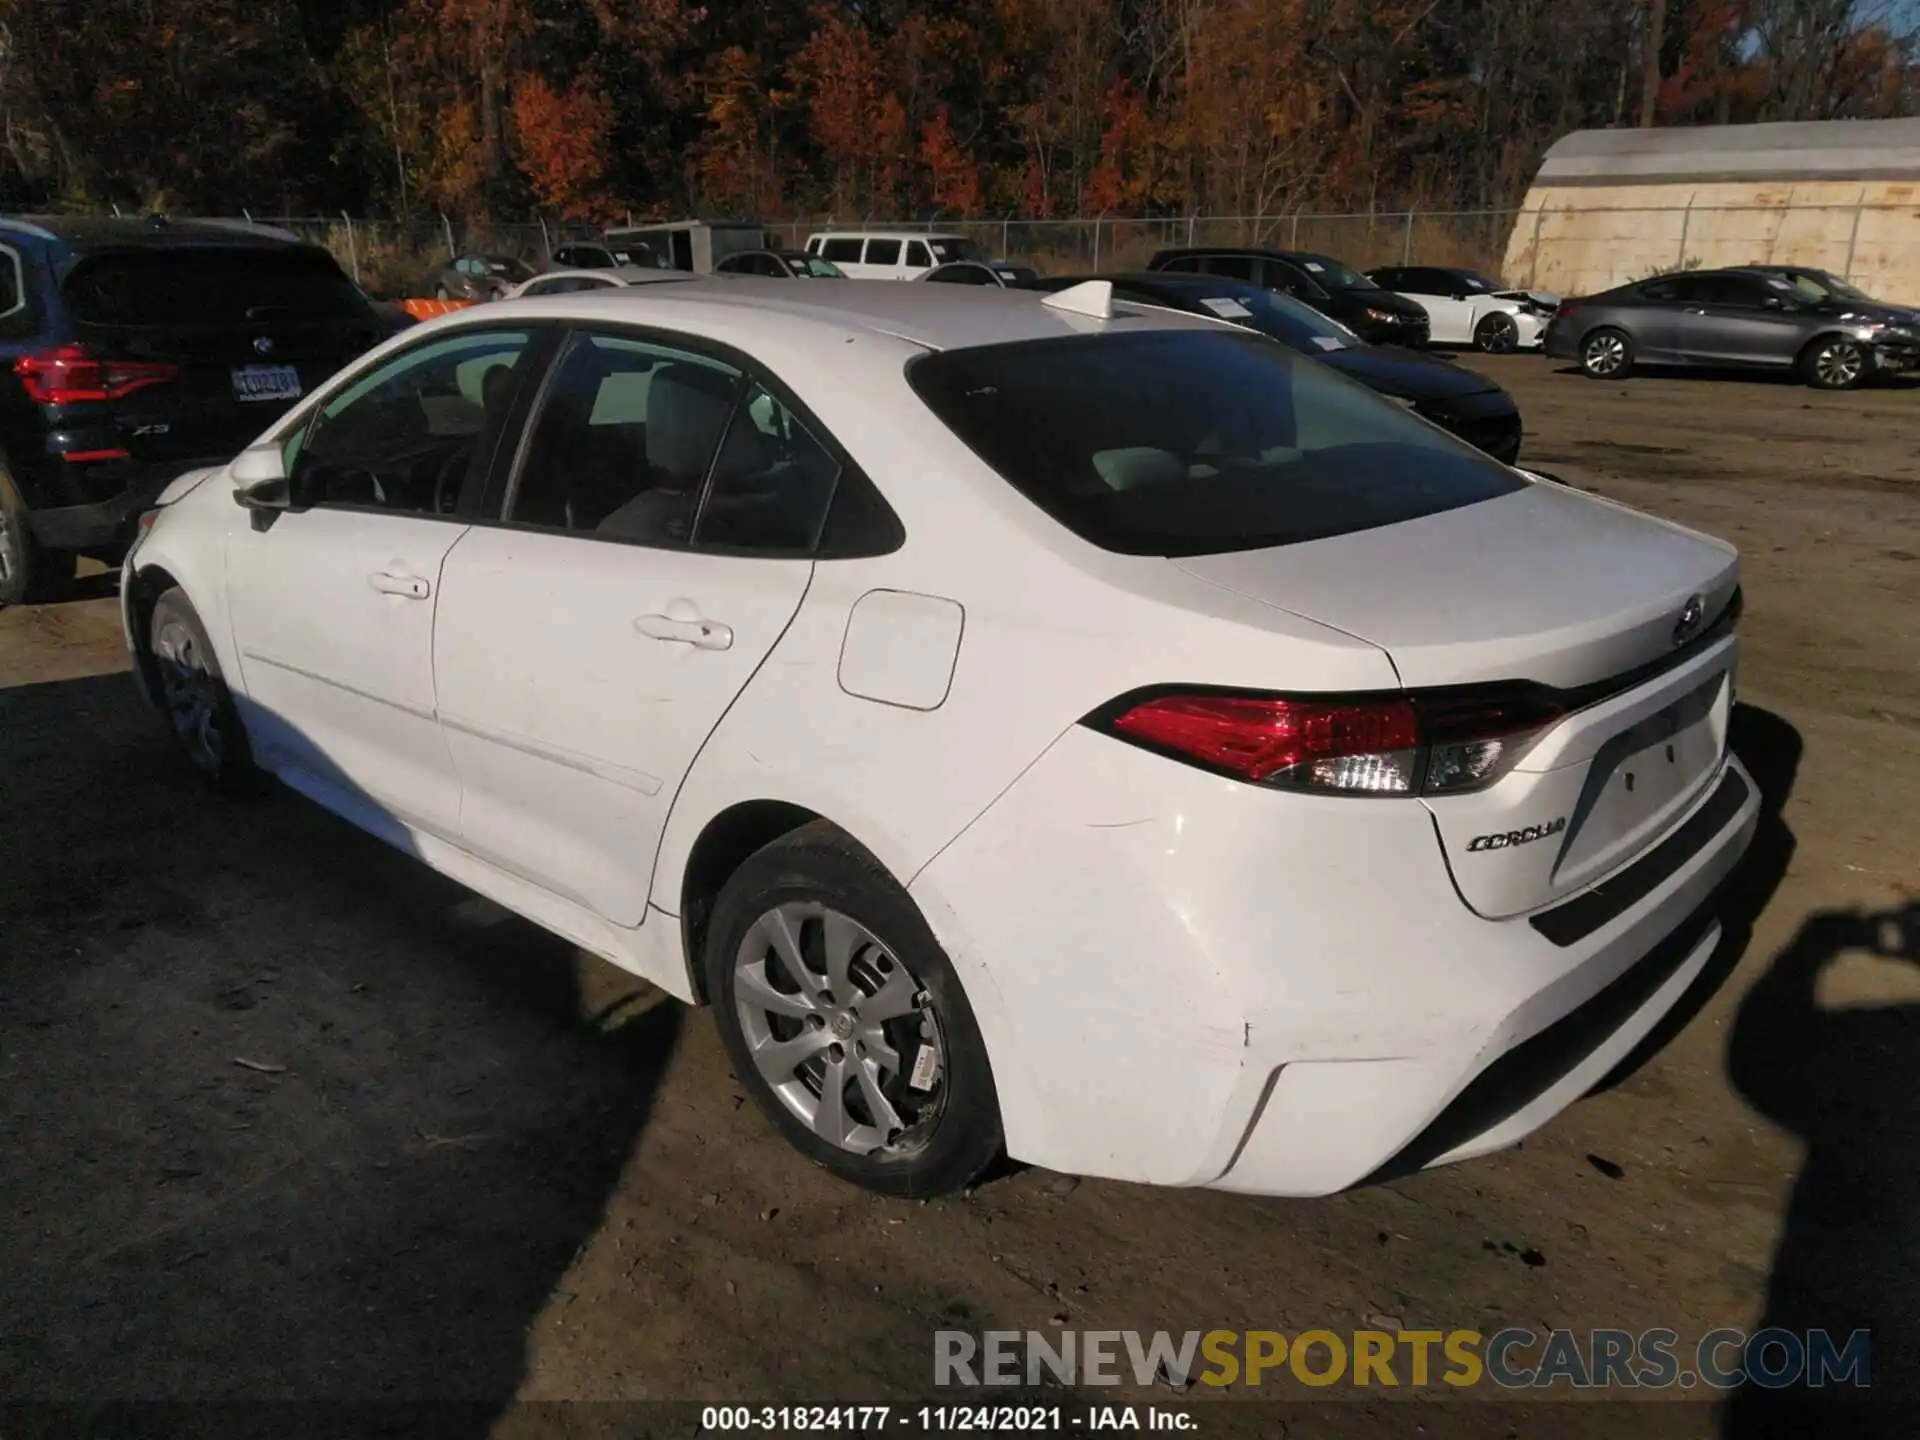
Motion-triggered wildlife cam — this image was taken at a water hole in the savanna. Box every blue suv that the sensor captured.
[0,216,387,603]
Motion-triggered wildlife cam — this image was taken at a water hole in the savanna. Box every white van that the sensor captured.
[804,231,980,281]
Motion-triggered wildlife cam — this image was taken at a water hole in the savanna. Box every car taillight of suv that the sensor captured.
[15,345,180,405]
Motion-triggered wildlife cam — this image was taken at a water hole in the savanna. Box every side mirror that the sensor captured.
[231,444,291,514]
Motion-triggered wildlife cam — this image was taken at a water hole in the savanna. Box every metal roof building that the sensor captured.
[1502,119,1920,298]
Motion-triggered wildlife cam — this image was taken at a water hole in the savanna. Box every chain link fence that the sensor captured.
[227,203,1916,300]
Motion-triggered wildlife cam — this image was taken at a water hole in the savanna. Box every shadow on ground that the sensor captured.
[0,673,681,1436]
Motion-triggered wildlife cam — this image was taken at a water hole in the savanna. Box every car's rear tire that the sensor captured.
[148,587,258,791]
[0,467,74,608]
[1801,334,1867,391]
[1579,327,1633,379]
[705,821,1004,1198]
[1474,312,1520,354]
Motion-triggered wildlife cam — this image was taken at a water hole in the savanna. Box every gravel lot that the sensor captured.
[1,356,1915,1438]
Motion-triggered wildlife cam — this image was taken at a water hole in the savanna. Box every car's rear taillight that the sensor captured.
[1553,300,1580,321]
[14,345,179,405]
[1088,687,1565,796]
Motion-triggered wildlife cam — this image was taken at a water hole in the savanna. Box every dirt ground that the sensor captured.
[1,357,1916,1440]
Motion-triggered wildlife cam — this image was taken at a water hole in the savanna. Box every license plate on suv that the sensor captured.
[232,365,302,403]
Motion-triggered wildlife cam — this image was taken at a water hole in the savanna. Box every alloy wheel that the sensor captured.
[152,617,227,775]
[1583,333,1626,376]
[1477,314,1519,354]
[733,901,947,1158]
[1814,340,1864,389]
[0,509,18,593]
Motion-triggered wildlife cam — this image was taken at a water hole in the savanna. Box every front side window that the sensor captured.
[695,384,842,551]
[1203,255,1255,282]
[507,333,741,547]
[905,241,932,268]
[909,330,1523,557]
[1159,256,1201,274]
[289,329,532,514]
[864,239,902,266]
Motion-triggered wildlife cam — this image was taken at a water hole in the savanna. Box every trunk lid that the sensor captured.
[1174,480,1742,918]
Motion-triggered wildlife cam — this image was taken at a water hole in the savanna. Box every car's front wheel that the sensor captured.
[706,821,1003,1197]
[1474,312,1520,354]
[1802,335,1867,391]
[1579,326,1634,379]
[149,588,258,790]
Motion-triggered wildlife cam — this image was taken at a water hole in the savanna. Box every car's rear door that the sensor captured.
[431,327,834,925]
[226,325,545,843]
[57,243,385,469]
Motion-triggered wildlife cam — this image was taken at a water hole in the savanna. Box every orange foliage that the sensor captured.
[921,108,983,216]
[511,74,617,221]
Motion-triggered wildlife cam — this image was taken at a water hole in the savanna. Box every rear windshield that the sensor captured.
[63,247,369,327]
[908,330,1524,556]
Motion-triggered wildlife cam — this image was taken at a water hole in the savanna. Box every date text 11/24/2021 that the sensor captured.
[700,1406,1195,1432]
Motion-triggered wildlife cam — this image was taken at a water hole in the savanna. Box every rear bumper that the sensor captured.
[911,728,1758,1195]
[26,459,224,554]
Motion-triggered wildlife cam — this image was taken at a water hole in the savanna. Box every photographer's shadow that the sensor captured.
[1723,897,1920,1436]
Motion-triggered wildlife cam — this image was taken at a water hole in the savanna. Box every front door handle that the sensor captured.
[370,571,431,600]
[636,613,734,651]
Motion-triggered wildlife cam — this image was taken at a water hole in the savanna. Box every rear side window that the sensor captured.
[908,330,1524,557]
[0,246,22,317]
[63,246,367,327]
[865,239,902,266]
[821,238,863,263]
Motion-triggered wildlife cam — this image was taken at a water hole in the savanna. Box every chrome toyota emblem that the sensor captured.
[1673,594,1706,647]
[252,335,276,357]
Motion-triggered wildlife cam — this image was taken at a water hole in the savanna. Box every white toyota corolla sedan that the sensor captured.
[121,278,1758,1198]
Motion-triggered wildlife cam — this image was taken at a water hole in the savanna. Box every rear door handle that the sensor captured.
[636,613,734,651]
[369,571,431,600]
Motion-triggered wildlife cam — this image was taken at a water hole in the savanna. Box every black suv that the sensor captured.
[0,216,388,603]
[1146,247,1431,346]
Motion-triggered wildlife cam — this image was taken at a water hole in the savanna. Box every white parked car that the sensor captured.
[805,231,980,280]
[505,267,699,299]
[1366,266,1560,352]
[122,279,1758,1198]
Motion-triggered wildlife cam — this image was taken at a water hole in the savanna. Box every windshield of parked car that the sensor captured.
[1153,283,1362,354]
[796,255,844,277]
[1290,255,1374,291]
[1796,271,1873,303]
[909,329,1522,556]
[928,238,981,264]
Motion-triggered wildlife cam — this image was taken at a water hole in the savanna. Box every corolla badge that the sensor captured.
[1673,593,1706,647]
[252,335,276,357]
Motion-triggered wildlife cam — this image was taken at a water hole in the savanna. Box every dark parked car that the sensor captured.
[1146,247,1430,346]
[1028,273,1522,463]
[1543,266,1920,389]
[711,249,845,278]
[0,215,388,602]
[550,239,672,271]
[922,259,1040,287]
[435,254,536,302]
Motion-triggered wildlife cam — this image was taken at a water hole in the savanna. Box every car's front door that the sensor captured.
[1672,274,1807,367]
[1402,268,1475,344]
[226,326,543,843]
[432,328,833,926]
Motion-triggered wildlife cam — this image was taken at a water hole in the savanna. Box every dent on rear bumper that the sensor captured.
[913,729,1759,1196]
